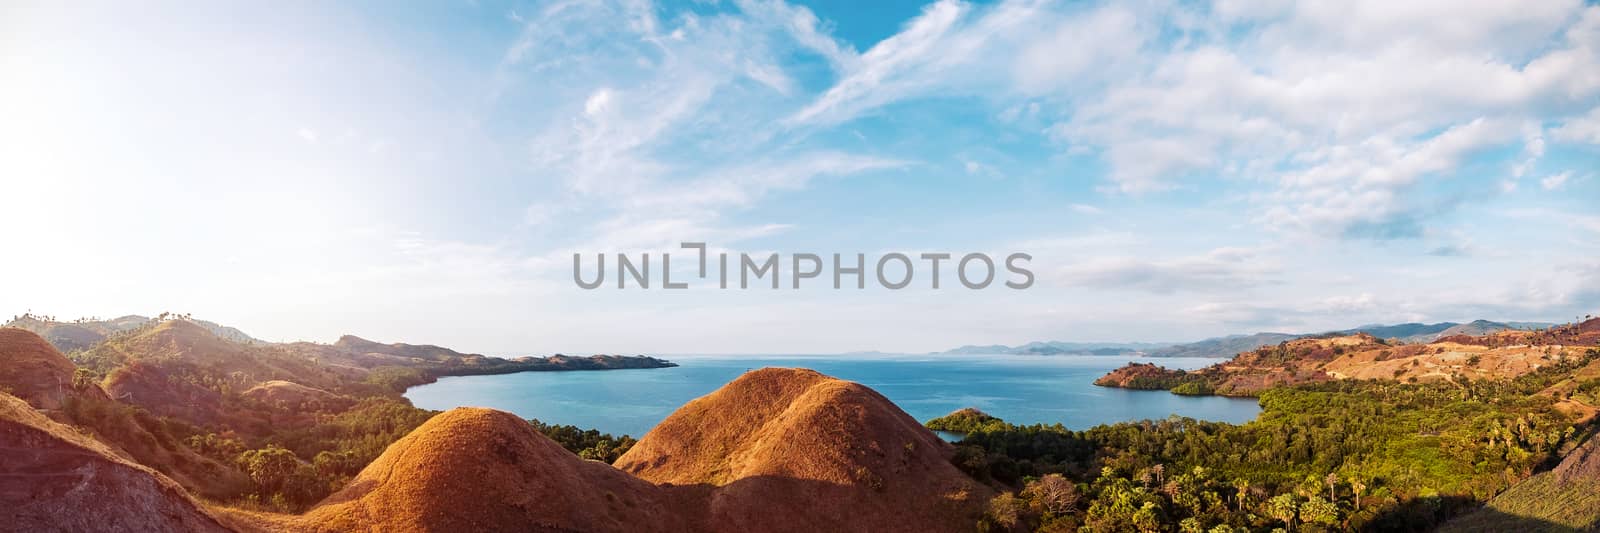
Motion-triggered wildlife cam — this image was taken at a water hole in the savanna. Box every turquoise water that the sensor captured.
[405,355,1260,438]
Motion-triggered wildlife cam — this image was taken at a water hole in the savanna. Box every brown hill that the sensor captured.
[94,320,344,426]
[0,328,81,410]
[0,392,230,532]
[294,407,692,532]
[240,380,352,412]
[95,320,334,387]
[616,367,990,532]
[1445,317,1600,348]
[331,334,476,362]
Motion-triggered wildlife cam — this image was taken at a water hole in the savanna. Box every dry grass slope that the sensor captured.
[291,407,688,532]
[0,328,79,410]
[0,392,230,532]
[617,367,991,533]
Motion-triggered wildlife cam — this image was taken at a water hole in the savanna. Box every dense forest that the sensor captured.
[933,346,1599,532]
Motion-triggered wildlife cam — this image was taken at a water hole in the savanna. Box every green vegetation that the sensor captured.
[1125,372,1210,391]
[526,418,637,462]
[948,349,1599,531]
[1170,380,1216,396]
[927,408,1006,434]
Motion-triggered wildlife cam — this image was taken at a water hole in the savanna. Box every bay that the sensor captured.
[405,354,1259,438]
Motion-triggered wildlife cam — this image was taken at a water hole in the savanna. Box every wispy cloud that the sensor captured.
[1056,247,1280,294]
[1542,171,1574,190]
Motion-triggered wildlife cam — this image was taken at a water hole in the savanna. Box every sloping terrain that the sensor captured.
[0,327,81,409]
[616,368,990,533]
[240,380,353,412]
[0,392,231,532]
[330,334,476,362]
[0,327,251,499]
[89,320,339,426]
[1441,433,1600,532]
[295,407,692,533]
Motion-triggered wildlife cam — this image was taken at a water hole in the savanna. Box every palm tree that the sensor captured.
[1350,478,1367,512]
[1234,478,1250,512]
[1325,472,1339,501]
[1268,493,1298,531]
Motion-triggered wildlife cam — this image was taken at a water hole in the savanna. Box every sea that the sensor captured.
[404,354,1260,439]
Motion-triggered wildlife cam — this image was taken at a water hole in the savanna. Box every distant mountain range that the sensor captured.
[943,319,1555,358]
[937,341,1172,356]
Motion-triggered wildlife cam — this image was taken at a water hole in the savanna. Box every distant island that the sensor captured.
[938,319,1554,358]
[936,341,1170,356]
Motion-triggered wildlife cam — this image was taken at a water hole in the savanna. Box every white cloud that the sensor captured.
[1511,124,1546,180]
[731,0,857,69]
[786,0,972,126]
[1261,118,1518,239]
[583,88,614,116]
[1542,171,1573,190]
[1012,5,1146,95]
[962,159,1002,179]
[629,152,908,211]
[1057,247,1279,293]
[1553,105,1600,144]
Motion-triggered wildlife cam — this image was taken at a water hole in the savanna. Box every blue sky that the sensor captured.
[3,0,1599,354]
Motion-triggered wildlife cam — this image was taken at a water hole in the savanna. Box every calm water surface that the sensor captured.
[405,355,1259,438]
